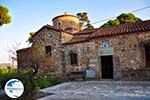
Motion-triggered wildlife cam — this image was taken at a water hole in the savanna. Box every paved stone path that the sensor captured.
[38,81,150,100]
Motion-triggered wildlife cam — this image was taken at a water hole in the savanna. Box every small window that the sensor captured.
[45,46,51,56]
[102,40,110,48]
[70,51,78,65]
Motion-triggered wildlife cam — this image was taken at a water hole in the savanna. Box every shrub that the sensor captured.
[0,68,63,99]
[0,70,39,100]
[0,68,9,74]
[35,73,63,89]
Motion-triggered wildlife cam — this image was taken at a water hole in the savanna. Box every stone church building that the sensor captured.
[17,13,150,80]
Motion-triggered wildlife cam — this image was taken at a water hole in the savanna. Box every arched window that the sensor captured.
[70,50,78,65]
[102,40,110,48]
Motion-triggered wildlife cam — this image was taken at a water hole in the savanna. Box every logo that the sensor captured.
[4,79,24,98]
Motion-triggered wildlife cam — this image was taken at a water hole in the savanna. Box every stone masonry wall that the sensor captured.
[17,47,33,71]
[61,32,73,44]
[17,26,150,80]
[64,31,150,80]
[53,16,80,33]
[64,42,100,79]
[17,27,64,75]
[32,27,63,75]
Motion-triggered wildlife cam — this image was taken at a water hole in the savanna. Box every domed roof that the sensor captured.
[52,12,78,21]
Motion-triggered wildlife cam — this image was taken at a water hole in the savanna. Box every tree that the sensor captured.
[28,12,94,44]
[0,5,11,26]
[76,12,94,30]
[7,42,21,67]
[101,13,142,28]
[27,32,35,44]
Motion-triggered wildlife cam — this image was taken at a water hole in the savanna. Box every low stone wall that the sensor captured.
[122,68,150,81]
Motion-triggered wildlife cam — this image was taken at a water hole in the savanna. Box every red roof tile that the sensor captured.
[63,28,99,45]
[64,20,150,45]
[91,20,150,38]
[63,35,90,45]
[72,28,99,35]
[32,25,72,38]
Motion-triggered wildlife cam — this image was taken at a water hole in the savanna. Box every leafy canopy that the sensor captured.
[101,13,142,28]
[27,32,35,44]
[76,12,94,29]
[0,5,11,26]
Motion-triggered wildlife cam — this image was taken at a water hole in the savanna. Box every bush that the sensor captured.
[35,73,62,89]
[0,68,9,74]
[0,70,38,99]
[0,70,37,90]
[0,68,63,99]
[0,66,17,74]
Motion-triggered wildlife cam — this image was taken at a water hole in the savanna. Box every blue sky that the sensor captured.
[0,0,150,63]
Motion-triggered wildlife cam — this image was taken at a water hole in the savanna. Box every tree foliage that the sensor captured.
[0,5,11,26]
[27,32,35,44]
[76,12,94,30]
[101,13,142,28]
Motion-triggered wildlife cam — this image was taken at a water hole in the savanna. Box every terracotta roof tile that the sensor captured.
[32,25,72,38]
[72,28,99,35]
[91,20,150,38]
[64,20,150,44]
[63,35,90,45]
